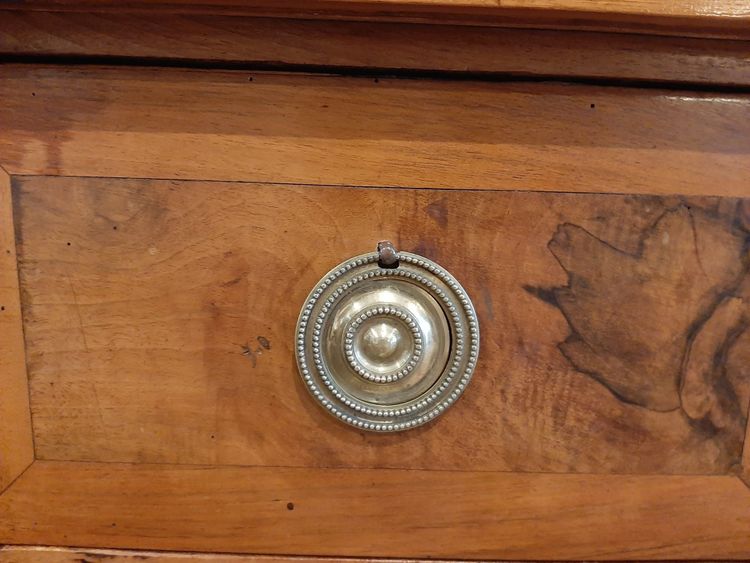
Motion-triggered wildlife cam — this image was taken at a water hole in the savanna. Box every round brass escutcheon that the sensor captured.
[295,241,479,432]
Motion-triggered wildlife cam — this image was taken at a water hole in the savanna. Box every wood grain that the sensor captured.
[0,547,429,563]
[2,66,750,196]
[4,13,750,88]
[1,461,749,559]
[0,549,466,563]
[14,176,749,474]
[3,0,750,39]
[0,168,34,493]
[0,550,464,563]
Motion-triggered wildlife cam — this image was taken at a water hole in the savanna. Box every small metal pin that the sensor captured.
[377,240,399,268]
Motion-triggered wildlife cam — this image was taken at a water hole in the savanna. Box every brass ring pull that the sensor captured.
[295,241,479,432]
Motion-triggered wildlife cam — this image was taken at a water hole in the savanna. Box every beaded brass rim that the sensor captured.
[295,245,479,432]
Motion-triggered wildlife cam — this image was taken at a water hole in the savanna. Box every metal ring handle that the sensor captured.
[296,241,479,432]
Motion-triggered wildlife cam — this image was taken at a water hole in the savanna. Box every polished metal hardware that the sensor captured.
[376,240,399,267]
[295,241,479,432]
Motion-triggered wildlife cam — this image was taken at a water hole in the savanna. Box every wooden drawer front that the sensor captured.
[1,66,750,560]
[14,175,750,476]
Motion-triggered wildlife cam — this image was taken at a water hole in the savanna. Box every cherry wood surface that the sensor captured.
[0,168,34,494]
[4,0,750,39]
[1,461,749,560]
[0,548,448,563]
[0,548,474,563]
[1,61,749,559]
[12,175,749,475]
[4,13,750,88]
[2,67,750,197]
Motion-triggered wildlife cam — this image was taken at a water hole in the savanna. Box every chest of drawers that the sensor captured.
[1,3,750,561]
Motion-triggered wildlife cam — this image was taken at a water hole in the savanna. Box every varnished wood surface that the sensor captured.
[0,550,476,563]
[4,0,750,39]
[0,552,657,563]
[0,547,458,563]
[2,66,750,196]
[2,60,750,559]
[4,13,750,88]
[0,168,33,494]
[0,552,590,563]
[14,176,749,474]
[1,461,749,559]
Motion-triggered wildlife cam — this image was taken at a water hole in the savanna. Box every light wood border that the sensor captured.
[3,66,750,197]
[1,461,750,560]
[0,167,33,494]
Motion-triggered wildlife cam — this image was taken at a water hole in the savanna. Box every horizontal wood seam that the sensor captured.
[10,173,750,200]
[29,457,739,478]
[3,54,750,94]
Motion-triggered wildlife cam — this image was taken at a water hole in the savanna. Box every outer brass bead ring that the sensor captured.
[295,241,479,432]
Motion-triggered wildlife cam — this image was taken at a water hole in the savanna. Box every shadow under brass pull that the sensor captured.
[295,240,479,432]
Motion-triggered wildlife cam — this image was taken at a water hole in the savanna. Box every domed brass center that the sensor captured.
[360,320,406,362]
[353,317,414,376]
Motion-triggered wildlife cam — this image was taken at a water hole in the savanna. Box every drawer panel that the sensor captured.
[14,175,749,475]
[3,64,750,560]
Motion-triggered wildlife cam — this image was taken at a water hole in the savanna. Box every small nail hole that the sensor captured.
[590,103,596,108]
[286,502,294,511]
[66,242,71,246]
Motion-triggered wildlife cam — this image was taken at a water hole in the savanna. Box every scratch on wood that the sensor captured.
[65,272,90,353]
[240,336,271,368]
